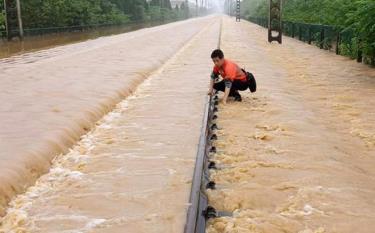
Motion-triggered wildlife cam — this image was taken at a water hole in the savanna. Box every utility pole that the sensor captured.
[268,0,282,43]
[196,0,198,16]
[230,0,231,15]
[185,0,189,18]
[4,0,24,40]
[235,0,240,21]
[229,0,232,16]
[200,0,203,15]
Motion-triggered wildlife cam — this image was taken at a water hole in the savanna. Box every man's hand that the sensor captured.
[222,86,230,105]
[207,89,213,96]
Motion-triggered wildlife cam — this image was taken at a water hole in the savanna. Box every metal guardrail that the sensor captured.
[184,93,231,233]
[184,19,228,233]
[248,17,365,63]
[184,94,217,233]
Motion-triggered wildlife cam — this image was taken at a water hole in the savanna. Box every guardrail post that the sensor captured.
[291,23,295,38]
[357,38,363,63]
[308,25,312,44]
[336,31,340,55]
[320,27,324,49]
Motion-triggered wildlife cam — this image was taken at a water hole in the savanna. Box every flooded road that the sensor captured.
[1,14,375,233]
[0,21,168,59]
[0,16,218,218]
[207,17,375,232]
[0,15,220,232]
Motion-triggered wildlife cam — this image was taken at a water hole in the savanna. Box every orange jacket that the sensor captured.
[212,59,247,82]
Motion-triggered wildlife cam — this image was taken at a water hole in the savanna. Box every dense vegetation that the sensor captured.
[0,0,188,31]
[0,5,4,31]
[242,0,375,64]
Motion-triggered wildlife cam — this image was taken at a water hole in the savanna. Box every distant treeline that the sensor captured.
[0,0,189,31]
[242,0,375,64]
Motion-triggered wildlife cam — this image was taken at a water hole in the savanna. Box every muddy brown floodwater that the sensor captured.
[1,14,375,233]
[0,15,221,228]
[0,15,222,232]
[207,17,375,233]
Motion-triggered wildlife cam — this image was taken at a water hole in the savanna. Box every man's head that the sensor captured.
[211,49,225,67]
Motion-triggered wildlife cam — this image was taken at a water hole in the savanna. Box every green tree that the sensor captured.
[242,0,375,64]
[0,1,5,32]
[0,0,184,37]
[20,0,129,28]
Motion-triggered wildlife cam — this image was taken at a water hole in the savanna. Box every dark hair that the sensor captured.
[211,49,224,59]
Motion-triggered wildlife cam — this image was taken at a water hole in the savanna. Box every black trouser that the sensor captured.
[213,79,249,96]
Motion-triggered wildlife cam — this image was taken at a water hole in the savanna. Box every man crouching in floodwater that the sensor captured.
[207,49,256,104]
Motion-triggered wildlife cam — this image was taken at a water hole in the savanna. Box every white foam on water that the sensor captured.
[83,218,106,230]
